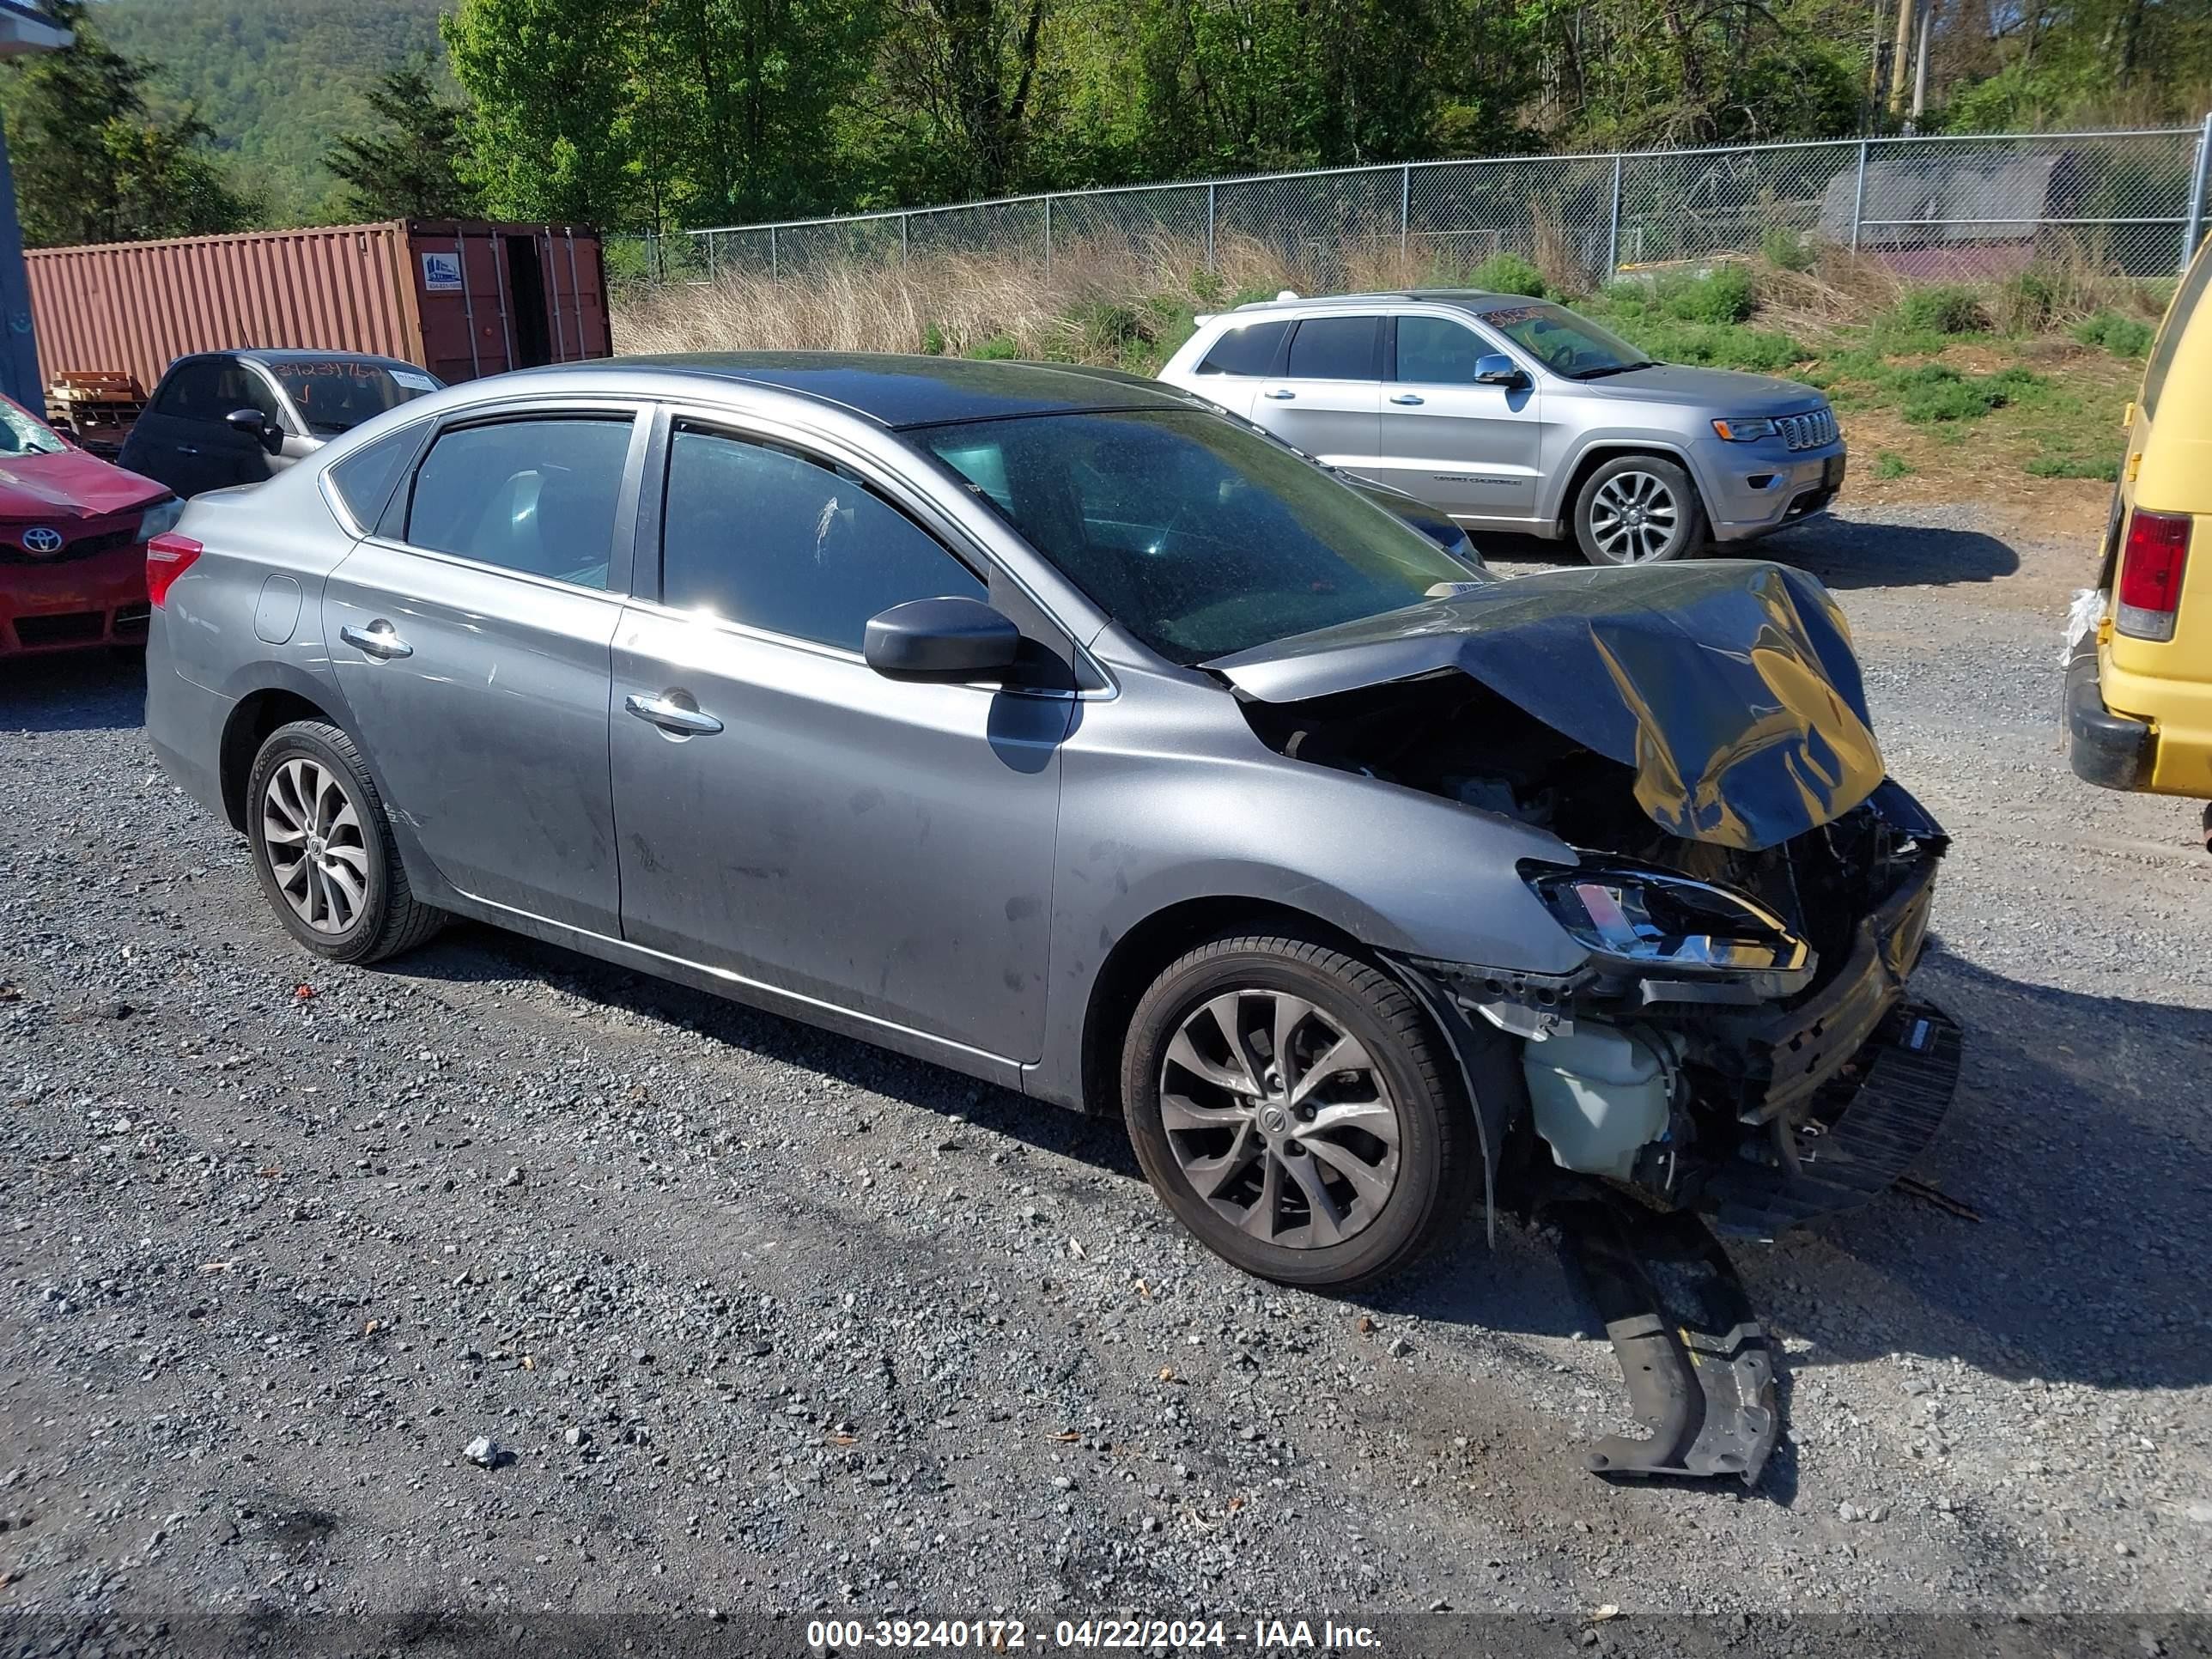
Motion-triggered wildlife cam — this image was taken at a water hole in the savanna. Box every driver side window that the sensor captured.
[1394,316,1487,385]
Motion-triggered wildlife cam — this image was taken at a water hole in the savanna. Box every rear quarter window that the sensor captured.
[326,422,427,531]
[1196,319,1288,376]
[2141,240,2212,420]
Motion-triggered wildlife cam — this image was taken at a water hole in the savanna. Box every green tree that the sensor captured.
[324,58,483,220]
[1,0,259,246]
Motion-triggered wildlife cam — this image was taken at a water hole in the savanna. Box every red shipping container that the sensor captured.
[25,219,611,398]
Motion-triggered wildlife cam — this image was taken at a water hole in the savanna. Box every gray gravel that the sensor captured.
[3,504,2211,1646]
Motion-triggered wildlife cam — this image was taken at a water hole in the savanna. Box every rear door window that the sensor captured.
[1284,316,1381,380]
[659,422,984,652]
[404,416,634,590]
[1196,319,1288,376]
[2142,240,2212,420]
[150,359,228,421]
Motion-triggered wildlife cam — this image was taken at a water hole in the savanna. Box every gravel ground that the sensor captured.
[3,502,2210,1654]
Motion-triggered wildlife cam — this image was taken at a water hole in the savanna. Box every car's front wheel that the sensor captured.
[1121,933,1479,1289]
[1571,454,1706,565]
[246,720,443,963]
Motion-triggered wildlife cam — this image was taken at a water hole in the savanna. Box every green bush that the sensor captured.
[1761,228,1814,272]
[1890,362,2040,422]
[2071,309,2155,358]
[2026,453,2120,481]
[1872,451,1912,480]
[1892,284,1990,336]
[1608,317,1806,373]
[1068,300,1145,355]
[920,320,946,356]
[963,333,1019,361]
[1992,270,2056,335]
[1469,251,1547,297]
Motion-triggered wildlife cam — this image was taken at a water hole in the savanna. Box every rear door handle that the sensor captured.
[176,446,200,456]
[625,691,724,736]
[1389,392,1425,405]
[339,621,412,659]
[1261,388,1296,400]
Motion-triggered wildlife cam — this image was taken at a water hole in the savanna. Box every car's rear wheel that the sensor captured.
[1121,933,1478,1289]
[1572,454,1706,565]
[246,720,443,963]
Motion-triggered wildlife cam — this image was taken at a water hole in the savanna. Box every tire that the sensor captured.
[1121,933,1478,1290]
[245,720,443,964]
[1571,454,1707,565]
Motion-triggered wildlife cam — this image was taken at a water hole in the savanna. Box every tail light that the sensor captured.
[145,533,203,608]
[2115,511,2191,641]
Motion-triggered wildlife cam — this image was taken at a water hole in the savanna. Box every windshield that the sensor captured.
[1476,301,1652,379]
[268,360,441,436]
[915,409,1489,664]
[0,398,68,457]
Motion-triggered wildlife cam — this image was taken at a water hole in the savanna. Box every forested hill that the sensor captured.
[92,0,448,225]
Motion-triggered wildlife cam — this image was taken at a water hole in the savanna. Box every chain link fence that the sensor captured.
[629,119,2212,290]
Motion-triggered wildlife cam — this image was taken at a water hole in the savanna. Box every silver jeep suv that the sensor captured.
[1158,290,1844,564]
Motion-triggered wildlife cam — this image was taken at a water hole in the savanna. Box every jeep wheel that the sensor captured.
[1573,455,1706,565]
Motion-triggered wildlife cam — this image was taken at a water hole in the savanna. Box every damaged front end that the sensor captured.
[1216,560,1963,1483]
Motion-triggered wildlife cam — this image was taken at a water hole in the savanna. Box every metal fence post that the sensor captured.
[902,213,910,266]
[1206,183,1216,270]
[1400,165,1411,258]
[1850,138,1870,252]
[769,225,778,281]
[1605,154,1623,276]
[2185,112,2212,270]
[1043,196,1053,277]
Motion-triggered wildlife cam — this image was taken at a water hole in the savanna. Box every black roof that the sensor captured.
[604,351,1196,428]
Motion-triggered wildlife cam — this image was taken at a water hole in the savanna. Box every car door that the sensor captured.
[1249,314,1383,473]
[203,359,299,489]
[322,404,648,937]
[611,413,1071,1063]
[1370,313,1546,523]
[118,356,230,498]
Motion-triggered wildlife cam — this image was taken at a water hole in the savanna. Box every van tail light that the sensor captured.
[145,533,203,608]
[2115,511,2191,641]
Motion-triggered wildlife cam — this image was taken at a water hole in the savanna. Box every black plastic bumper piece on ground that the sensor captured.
[1548,1196,1778,1486]
[1707,1001,1963,1240]
[2066,647,2152,791]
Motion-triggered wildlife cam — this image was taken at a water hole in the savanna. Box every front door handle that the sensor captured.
[1389,392,1425,405]
[339,621,412,659]
[1261,388,1296,400]
[176,446,201,456]
[626,691,724,737]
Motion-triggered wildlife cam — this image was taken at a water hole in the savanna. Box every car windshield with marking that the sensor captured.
[1477,301,1655,380]
[915,408,1487,664]
[267,360,442,436]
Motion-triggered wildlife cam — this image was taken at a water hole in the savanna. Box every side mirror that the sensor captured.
[225,407,283,454]
[863,597,1020,681]
[1474,353,1527,388]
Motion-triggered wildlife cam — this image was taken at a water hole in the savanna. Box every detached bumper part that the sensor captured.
[1550,1197,1778,1485]
[2065,647,2152,792]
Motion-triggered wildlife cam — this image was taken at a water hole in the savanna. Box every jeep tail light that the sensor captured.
[145,533,203,607]
[2116,511,2191,641]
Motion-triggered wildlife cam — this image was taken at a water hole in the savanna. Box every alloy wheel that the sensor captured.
[261,757,370,934]
[1588,469,1680,562]
[1158,988,1401,1248]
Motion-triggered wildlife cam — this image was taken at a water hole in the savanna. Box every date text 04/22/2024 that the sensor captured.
[805,1618,1380,1650]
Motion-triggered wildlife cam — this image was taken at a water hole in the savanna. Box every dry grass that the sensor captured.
[617,233,1305,362]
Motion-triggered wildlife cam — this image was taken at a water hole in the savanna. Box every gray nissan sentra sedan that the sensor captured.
[144,354,1956,1296]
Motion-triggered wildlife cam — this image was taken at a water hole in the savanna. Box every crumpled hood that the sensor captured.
[1208,560,1882,852]
[0,447,168,521]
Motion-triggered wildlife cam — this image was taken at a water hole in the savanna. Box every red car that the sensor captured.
[0,393,180,657]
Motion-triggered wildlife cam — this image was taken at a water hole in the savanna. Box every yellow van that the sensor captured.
[2067,233,2212,848]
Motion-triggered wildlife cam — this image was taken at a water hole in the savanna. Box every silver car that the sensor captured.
[145,355,1948,1308]
[1158,291,1845,564]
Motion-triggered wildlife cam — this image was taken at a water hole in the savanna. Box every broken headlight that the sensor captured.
[1520,858,1815,1000]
